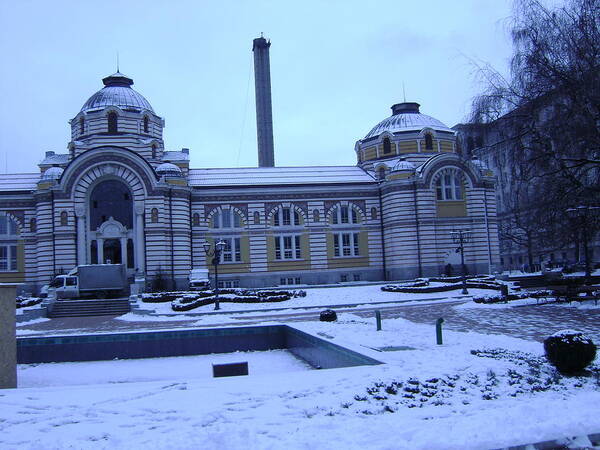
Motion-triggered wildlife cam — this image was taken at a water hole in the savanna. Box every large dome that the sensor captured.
[363,102,453,139]
[80,72,154,113]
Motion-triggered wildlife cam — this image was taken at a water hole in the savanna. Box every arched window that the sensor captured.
[90,180,133,230]
[151,144,157,159]
[192,213,200,226]
[150,208,159,223]
[383,137,391,154]
[424,133,433,150]
[253,211,260,225]
[60,211,68,226]
[435,169,464,201]
[79,117,85,135]
[143,116,149,133]
[272,207,301,227]
[370,207,378,220]
[30,218,36,233]
[212,208,243,229]
[313,209,320,222]
[107,112,118,134]
[378,167,386,180]
[331,205,359,225]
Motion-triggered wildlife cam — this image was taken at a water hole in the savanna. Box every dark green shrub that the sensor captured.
[543,331,596,374]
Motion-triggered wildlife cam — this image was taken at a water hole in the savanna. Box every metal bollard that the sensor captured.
[375,310,382,331]
[436,318,444,345]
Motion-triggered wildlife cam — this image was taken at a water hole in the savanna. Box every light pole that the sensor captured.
[566,206,600,283]
[451,230,472,295]
[203,239,226,310]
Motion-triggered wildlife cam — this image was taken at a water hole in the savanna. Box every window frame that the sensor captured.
[435,169,464,201]
[333,232,360,258]
[274,234,302,260]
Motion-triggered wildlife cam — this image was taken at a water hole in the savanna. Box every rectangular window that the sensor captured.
[283,236,292,259]
[0,217,6,235]
[293,211,300,226]
[217,237,241,263]
[0,245,17,271]
[213,214,220,229]
[341,274,348,282]
[294,235,301,259]
[275,235,301,260]
[353,274,361,281]
[334,233,360,257]
[233,213,241,228]
[0,246,7,271]
[334,234,340,257]
[342,233,351,256]
[275,237,281,259]
[351,208,358,224]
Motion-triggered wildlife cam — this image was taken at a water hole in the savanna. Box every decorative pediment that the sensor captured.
[97,217,127,238]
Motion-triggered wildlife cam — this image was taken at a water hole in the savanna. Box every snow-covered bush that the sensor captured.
[543,330,597,374]
[168,289,307,311]
[382,279,502,294]
[16,296,43,309]
[319,309,337,322]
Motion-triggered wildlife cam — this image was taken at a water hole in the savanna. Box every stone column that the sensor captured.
[134,202,145,272]
[120,237,128,268]
[75,205,86,266]
[98,238,104,264]
[0,284,17,389]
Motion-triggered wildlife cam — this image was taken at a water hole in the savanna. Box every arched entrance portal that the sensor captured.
[87,180,137,273]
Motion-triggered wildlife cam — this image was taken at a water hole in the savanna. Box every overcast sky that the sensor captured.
[0,0,514,173]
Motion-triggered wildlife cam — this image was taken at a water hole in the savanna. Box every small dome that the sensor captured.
[41,167,64,181]
[364,102,453,139]
[392,159,416,172]
[471,158,489,171]
[156,162,182,177]
[80,72,154,113]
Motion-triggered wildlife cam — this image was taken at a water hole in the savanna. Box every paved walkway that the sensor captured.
[368,301,600,343]
[17,299,600,343]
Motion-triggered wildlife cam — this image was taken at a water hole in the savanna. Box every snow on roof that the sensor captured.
[162,151,189,162]
[40,153,70,165]
[363,113,454,140]
[188,166,376,187]
[0,173,40,191]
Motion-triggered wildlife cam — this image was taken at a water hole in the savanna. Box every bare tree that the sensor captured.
[470,0,600,194]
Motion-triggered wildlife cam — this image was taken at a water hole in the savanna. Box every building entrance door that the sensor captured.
[103,239,121,264]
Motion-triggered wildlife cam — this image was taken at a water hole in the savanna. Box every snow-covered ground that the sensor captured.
[18,350,311,388]
[3,308,600,449]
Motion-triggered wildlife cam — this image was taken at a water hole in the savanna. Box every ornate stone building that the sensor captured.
[0,72,499,293]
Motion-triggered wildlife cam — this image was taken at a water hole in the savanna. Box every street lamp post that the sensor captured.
[203,239,226,310]
[566,206,600,283]
[451,230,472,295]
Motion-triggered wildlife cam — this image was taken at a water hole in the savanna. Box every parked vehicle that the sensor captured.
[189,268,210,290]
[49,264,128,299]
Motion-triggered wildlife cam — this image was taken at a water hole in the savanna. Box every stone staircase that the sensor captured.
[47,298,131,318]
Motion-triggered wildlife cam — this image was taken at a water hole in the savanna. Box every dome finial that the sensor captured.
[116,51,120,73]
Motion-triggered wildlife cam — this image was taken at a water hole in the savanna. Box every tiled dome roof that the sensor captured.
[80,72,154,113]
[364,102,453,139]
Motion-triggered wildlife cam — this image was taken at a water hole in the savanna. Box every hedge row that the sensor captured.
[472,290,553,304]
[171,290,304,312]
[381,281,502,294]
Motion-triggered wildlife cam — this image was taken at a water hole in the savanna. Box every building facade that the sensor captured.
[1,72,500,293]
